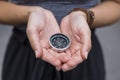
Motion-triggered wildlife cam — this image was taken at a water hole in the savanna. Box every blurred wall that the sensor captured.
[0,21,120,80]
[0,25,12,80]
[96,21,120,80]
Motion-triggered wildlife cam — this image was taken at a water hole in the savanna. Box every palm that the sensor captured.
[62,20,81,55]
[39,12,60,49]
[60,13,91,71]
[27,10,61,67]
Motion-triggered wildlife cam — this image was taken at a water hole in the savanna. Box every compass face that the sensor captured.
[49,33,71,52]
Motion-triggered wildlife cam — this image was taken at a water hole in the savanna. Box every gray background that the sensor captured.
[0,21,120,80]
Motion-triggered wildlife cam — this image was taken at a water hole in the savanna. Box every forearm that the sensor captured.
[90,0,120,28]
[0,1,41,25]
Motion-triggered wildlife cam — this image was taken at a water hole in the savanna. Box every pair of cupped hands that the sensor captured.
[26,7,91,72]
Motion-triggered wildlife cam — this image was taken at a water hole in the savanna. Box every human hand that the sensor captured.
[26,7,62,67]
[60,11,92,71]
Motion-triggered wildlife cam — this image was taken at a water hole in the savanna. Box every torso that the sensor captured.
[9,0,100,31]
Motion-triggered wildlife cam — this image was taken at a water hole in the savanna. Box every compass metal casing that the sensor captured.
[49,33,71,52]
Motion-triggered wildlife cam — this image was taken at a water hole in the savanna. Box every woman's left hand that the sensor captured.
[60,11,92,71]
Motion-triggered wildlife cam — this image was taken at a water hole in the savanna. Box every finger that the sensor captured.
[80,29,91,59]
[48,49,60,58]
[26,12,45,58]
[56,65,62,71]
[26,27,42,58]
[59,52,71,63]
[69,44,81,55]
[62,64,77,72]
[42,48,61,67]
[62,50,83,71]
[65,49,72,57]
[48,49,62,71]
[49,47,71,63]
[40,40,49,49]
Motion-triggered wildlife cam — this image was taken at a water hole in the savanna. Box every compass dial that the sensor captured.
[49,33,71,52]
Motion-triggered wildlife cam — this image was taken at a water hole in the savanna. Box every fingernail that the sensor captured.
[84,51,88,59]
[62,64,68,72]
[56,66,61,71]
[62,69,67,72]
[35,50,39,58]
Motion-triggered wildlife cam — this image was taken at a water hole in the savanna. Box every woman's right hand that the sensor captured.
[26,7,62,67]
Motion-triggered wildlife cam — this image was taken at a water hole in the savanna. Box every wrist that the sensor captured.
[69,8,95,29]
[29,6,44,13]
[24,6,44,23]
[69,10,87,21]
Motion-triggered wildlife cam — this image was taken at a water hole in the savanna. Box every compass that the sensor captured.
[49,33,71,52]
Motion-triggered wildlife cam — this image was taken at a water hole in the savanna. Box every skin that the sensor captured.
[60,12,91,71]
[0,0,120,71]
[60,0,120,71]
[27,10,62,67]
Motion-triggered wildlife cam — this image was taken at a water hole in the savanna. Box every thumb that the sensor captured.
[26,27,42,58]
[81,29,91,60]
